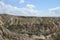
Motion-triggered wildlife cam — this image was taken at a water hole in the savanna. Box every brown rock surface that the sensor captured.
[0,14,60,40]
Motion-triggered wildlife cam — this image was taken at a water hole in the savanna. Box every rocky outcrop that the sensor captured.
[0,14,60,40]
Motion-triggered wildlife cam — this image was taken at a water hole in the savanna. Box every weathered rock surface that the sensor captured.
[0,14,60,40]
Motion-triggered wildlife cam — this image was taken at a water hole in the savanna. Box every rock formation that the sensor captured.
[0,14,60,40]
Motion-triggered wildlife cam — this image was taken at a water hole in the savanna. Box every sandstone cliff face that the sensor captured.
[0,14,60,40]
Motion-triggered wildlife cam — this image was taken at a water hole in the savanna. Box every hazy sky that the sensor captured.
[0,0,60,16]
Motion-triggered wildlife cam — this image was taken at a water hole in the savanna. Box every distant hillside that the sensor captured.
[0,14,60,40]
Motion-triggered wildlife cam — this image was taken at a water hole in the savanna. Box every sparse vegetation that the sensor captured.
[0,14,60,40]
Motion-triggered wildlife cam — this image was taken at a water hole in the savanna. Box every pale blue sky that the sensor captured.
[3,0,60,10]
[0,0,60,16]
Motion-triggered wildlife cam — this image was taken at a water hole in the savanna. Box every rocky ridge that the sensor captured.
[0,14,60,40]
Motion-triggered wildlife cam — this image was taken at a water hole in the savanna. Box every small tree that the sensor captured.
[4,20,11,28]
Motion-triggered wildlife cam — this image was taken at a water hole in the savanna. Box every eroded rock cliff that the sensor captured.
[0,14,60,40]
